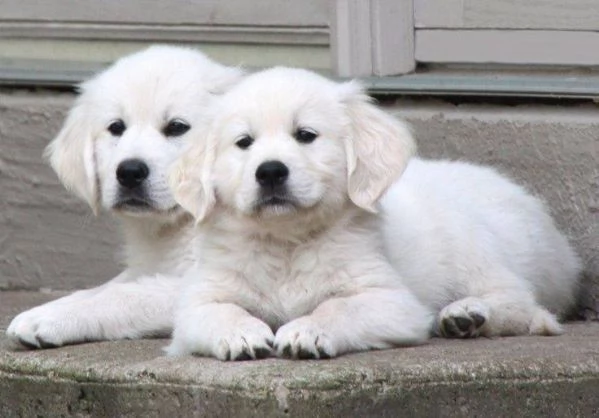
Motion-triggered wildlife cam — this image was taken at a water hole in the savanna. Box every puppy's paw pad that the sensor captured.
[16,338,40,350]
[274,319,336,360]
[438,299,489,339]
[213,320,275,362]
[440,315,484,338]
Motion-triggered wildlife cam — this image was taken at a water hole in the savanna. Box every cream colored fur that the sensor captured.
[167,68,433,360]
[167,67,581,360]
[7,45,242,348]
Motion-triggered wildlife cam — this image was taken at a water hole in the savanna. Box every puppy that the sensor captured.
[166,67,434,360]
[7,45,242,348]
[168,67,582,360]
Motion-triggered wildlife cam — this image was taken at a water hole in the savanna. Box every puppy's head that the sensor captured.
[46,45,242,218]
[171,67,415,223]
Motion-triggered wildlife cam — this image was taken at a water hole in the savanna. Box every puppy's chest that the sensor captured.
[247,243,330,287]
[214,238,345,319]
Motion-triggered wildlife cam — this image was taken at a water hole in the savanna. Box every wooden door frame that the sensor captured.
[330,0,415,77]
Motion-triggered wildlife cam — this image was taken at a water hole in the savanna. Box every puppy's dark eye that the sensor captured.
[107,119,126,137]
[163,119,191,137]
[294,128,318,144]
[235,135,254,150]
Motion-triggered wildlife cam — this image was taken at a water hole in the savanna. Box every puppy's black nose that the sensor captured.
[116,159,149,189]
[255,160,289,188]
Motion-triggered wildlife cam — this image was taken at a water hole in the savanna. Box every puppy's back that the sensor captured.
[381,158,581,315]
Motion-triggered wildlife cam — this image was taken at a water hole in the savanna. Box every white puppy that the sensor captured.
[167,67,582,360]
[7,45,242,348]
[166,67,434,360]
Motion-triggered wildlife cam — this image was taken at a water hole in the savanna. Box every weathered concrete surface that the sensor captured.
[1,291,599,417]
[0,92,120,291]
[0,92,597,310]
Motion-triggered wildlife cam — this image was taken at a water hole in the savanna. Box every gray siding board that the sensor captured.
[0,0,329,27]
[416,0,599,31]
[416,30,599,66]
[415,0,464,28]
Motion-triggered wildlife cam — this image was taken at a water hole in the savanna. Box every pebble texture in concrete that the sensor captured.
[0,92,597,309]
[1,292,599,417]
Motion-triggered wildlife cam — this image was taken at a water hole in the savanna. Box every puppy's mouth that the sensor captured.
[113,192,180,215]
[253,193,298,213]
[113,197,154,212]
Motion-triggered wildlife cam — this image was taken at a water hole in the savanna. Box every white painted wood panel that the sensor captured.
[415,0,599,31]
[0,0,329,27]
[416,30,599,66]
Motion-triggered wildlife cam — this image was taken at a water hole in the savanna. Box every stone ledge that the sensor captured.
[1,291,599,417]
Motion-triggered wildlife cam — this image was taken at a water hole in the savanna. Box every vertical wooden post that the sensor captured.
[330,0,415,77]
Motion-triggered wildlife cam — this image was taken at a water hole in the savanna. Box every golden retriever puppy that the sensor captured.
[7,45,242,348]
[166,67,434,360]
[167,67,581,360]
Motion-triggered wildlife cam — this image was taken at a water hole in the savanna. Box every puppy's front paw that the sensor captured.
[214,319,275,361]
[274,318,336,360]
[167,316,275,361]
[7,307,85,349]
[438,298,489,338]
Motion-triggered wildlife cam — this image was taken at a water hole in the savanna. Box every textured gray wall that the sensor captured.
[0,93,119,290]
[0,92,597,314]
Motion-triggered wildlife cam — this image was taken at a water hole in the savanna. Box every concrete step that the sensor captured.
[1,291,599,417]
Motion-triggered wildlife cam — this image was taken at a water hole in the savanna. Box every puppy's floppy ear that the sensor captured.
[340,81,416,213]
[206,66,244,95]
[44,97,99,214]
[169,136,216,223]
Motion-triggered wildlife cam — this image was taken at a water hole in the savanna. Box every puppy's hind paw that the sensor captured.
[529,309,562,336]
[438,298,489,338]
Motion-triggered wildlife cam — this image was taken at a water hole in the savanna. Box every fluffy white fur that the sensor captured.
[7,45,242,348]
[381,159,581,337]
[167,67,581,361]
[166,67,434,360]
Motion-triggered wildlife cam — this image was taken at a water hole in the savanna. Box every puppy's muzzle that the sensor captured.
[255,160,289,191]
[116,159,150,189]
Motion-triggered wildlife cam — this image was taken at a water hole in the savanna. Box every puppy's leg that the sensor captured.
[274,288,433,359]
[438,294,562,338]
[438,267,562,338]
[166,303,275,361]
[6,273,179,348]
